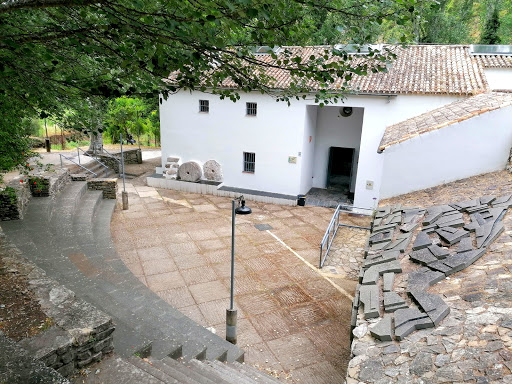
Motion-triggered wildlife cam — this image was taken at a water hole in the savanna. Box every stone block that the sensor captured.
[369,230,393,245]
[423,210,443,226]
[383,273,395,292]
[203,160,223,182]
[482,222,504,248]
[466,205,490,214]
[394,307,429,328]
[370,315,393,341]
[384,235,411,253]
[167,156,180,163]
[384,212,402,225]
[492,194,512,205]
[410,248,437,266]
[375,207,391,219]
[177,161,203,182]
[400,215,422,232]
[384,303,408,313]
[362,260,402,285]
[409,290,450,326]
[435,212,463,225]
[428,244,450,259]
[77,350,91,361]
[395,317,434,341]
[57,362,75,377]
[427,260,454,275]
[453,199,479,211]
[370,241,391,252]
[412,231,432,251]
[437,218,465,229]
[371,224,397,233]
[480,195,496,205]
[436,228,469,245]
[457,237,473,253]
[403,208,424,222]
[363,251,399,269]
[407,268,444,292]
[359,285,380,319]
[384,292,405,307]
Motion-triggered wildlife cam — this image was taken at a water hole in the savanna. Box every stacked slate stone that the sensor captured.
[352,205,422,341]
[163,156,180,179]
[360,194,511,343]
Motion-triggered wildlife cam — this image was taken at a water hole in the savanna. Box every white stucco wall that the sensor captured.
[160,91,461,209]
[160,91,305,196]
[299,106,317,194]
[379,106,512,199]
[484,68,512,90]
[311,106,364,192]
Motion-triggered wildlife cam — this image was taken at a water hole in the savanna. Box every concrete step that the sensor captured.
[207,360,256,384]
[187,359,234,384]
[71,355,163,384]
[2,180,244,368]
[232,362,282,384]
[125,356,179,383]
[149,357,212,384]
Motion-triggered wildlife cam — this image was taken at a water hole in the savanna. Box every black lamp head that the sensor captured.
[235,199,252,215]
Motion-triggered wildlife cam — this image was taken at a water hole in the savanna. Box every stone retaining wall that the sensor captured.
[0,179,30,221]
[87,178,117,199]
[1,232,114,378]
[29,169,70,198]
[506,147,512,173]
[95,154,120,173]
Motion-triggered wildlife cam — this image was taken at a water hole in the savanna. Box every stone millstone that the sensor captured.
[203,160,223,182]
[177,161,203,182]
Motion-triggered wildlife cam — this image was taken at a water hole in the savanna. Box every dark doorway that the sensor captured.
[326,146,355,195]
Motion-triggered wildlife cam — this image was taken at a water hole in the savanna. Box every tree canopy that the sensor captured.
[0,0,426,178]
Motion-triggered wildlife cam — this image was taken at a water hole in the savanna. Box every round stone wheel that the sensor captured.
[203,160,223,182]
[177,161,202,182]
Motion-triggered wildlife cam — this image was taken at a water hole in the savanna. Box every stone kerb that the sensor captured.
[2,248,114,378]
[87,178,118,199]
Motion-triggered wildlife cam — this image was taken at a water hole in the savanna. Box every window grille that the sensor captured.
[246,102,257,116]
[243,152,255,173]
[199,100,209,113]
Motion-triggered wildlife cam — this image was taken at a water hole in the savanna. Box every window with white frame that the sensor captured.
[246,102,257,116]
[199,100,209,113]
[243,152,255,173]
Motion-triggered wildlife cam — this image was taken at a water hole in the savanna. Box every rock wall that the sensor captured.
[0,180,30,221]
[29,169,70,198]
[506,147,512,173]
[87,178,117,199]
[0,231,114,378]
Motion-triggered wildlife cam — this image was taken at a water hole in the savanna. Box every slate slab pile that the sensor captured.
[351,195,510,344]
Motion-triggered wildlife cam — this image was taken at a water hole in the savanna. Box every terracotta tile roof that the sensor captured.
[378,92,512,152]
[474,54,512,68]
[218,45,506,95]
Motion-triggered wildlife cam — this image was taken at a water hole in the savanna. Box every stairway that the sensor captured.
[74,354,281,384]
[0,180,278,382]
[82,157,113,178]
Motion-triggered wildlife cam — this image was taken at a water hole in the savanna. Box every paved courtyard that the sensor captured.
[110,182,369,382]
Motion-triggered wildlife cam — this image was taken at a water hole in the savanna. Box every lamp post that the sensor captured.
[226,196,251,344]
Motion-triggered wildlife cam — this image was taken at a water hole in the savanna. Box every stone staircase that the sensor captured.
[76,354,280,383]
[0,180,281,382]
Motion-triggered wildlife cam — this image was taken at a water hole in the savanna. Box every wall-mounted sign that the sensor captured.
[288,156,297,164]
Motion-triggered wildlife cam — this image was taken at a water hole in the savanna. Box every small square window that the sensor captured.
[199,100,209,113]
[243,152,255,173]
[246,102,257,116]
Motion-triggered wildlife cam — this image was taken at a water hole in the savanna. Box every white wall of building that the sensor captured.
[160,91,306,196]
[380,106,512,199]
[160,91,460,209]
[299,106,318,194]
[311,106,364,193]
[484,68,512,90]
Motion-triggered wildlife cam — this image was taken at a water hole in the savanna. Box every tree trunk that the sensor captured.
[88,131,103,154]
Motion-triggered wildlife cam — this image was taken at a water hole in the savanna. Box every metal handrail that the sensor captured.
[77,147,110,172]
[319,203,373,268]
[59,154,97,176]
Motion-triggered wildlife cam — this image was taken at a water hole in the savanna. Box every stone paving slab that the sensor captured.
[111,183,363,383]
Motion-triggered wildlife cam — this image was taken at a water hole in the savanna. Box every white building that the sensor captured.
[152,45,512,212]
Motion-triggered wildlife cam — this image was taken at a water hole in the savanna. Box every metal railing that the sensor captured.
[319,203,373,268]
[76,147,110,174]
[59,154,97,177]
